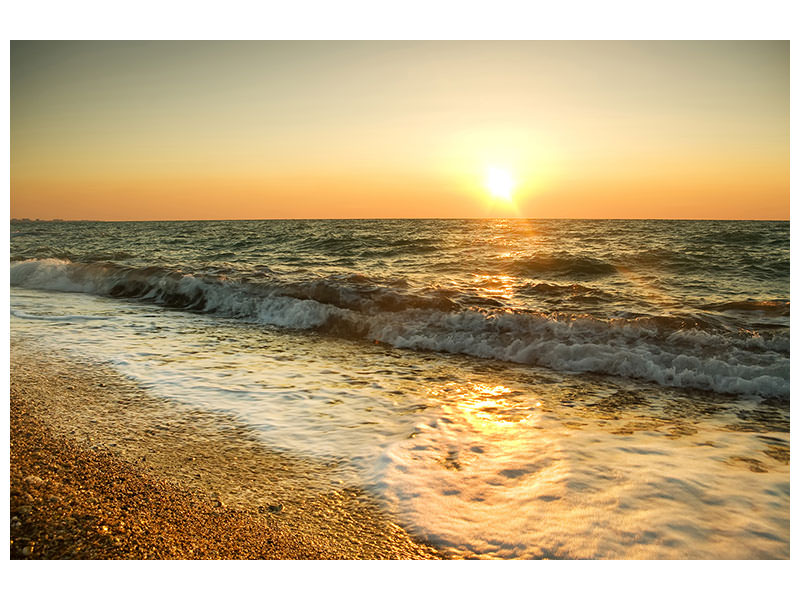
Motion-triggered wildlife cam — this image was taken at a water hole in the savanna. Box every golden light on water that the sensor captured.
[427,381,536,434]
[473,273,515,300]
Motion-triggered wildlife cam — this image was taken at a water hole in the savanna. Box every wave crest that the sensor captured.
[10,258,789,399]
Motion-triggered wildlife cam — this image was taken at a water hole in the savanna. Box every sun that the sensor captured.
[485,167,515,201]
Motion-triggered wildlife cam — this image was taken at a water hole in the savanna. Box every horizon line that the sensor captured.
[10,216,791,223]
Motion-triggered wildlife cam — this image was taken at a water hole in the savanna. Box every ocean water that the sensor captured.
[10,219,790,558]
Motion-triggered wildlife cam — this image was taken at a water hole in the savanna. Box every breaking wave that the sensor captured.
[10,258,789,399]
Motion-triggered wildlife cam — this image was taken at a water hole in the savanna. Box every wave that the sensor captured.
[11,248,134,263]
[508,255,618,278]
[517,281,615,304]
[10,258,789,399]
[701,300,790,316]
[10,309,112,322]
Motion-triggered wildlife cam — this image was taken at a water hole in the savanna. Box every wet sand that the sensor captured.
[9,336,443,559]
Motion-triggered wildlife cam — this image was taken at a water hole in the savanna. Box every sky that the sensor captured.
[10,40,789,220]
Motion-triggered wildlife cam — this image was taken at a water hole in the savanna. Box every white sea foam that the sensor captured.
[10,285,790,559]
[375,415,790,558]
[10,258,789,398]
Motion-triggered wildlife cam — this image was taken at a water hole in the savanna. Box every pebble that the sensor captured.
[9,343,443,560]
[24,475,44,486]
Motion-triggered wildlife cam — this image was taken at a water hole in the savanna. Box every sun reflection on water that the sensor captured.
[472,273,516,301]
[427,381,538,432]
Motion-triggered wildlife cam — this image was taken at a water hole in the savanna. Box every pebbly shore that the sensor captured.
[9,337,444,559]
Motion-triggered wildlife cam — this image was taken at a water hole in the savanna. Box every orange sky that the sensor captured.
[10,41,789,220]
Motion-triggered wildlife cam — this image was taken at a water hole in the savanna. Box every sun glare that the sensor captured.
[485,167,515,201]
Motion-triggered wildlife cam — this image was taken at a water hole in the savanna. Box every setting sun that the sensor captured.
[485,167,516,201]
[8,40,790,563]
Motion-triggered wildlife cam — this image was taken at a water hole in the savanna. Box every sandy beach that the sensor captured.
[9,336,443,559]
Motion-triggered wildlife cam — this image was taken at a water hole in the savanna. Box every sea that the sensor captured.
[9,219,790,559]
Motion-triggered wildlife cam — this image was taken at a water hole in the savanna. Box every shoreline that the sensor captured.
[9,336,444,559]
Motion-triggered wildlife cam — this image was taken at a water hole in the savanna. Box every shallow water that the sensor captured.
[10,219,790,558]
[10,286,789,558]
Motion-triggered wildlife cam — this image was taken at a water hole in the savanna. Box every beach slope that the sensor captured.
[9,338,442,559]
